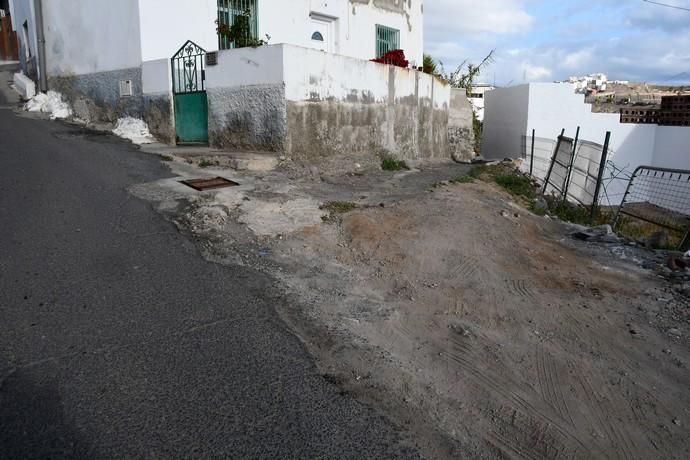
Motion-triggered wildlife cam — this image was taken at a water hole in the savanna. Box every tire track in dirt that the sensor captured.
[572,368,640,460]
[536,344,576,427]
[441,338,597,458]
[506,279,538,300]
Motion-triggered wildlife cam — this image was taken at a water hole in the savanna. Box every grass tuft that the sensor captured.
[381,158,409,171]
[320,201,358,223]
[159,155,174,162]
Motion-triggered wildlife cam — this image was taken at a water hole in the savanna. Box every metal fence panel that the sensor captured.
[522,135,556,181]
[615,167,690,243]
[544,136,574,197]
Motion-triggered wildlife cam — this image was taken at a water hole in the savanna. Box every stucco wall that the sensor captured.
[206,44,449,160]
[42,0,142,76]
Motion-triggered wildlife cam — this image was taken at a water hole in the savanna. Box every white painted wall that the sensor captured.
[205,45,284,89]
[142,58,171,95]
[281,44,448,107]
[652,127,690,171]
[207,44,446,107]
[138,0,218,61]
[258,0,423,66]
[41,0,142,75]
[135,0,422,64]
[482,84,529,160]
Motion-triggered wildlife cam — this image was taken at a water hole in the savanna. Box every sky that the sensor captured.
[424,0,690,86]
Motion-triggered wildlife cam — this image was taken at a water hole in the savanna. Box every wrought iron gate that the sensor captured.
[172,40,208,144]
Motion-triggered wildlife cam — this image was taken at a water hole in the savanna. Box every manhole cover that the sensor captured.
[180,177,240,191]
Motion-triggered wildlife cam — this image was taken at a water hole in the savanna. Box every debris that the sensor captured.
[667,328,682,337]
[113,117,156,145]
[672,419,681,426]
[667,253,689,272]
[571,224,621,244]
[24,91,72,119]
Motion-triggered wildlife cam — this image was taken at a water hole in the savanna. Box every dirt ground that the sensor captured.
[133,152,689,459]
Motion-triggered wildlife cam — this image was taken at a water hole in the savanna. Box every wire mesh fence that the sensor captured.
[614,167,690,249]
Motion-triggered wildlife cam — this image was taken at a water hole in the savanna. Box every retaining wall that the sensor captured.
[206,44,451,160]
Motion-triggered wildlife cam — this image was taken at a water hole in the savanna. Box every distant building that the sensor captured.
[469,83,495,122]
[566,73,608,93]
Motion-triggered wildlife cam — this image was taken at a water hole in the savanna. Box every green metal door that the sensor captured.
[174,93,208,143]
[172,40,209,144]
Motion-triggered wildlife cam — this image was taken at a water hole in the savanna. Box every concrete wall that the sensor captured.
[205,45,286,151]
[482,84,529,161]
[283,44,447,159]
[206,44,450,160]
[448,89,475,163]
[42,0,142,76]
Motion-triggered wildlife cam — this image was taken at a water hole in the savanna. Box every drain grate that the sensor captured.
[180,177,240,191]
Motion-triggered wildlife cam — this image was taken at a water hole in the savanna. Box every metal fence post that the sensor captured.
[591,131,611,223]
[542,129,565,195]
[529,129,535,178]
[562,126,580,203]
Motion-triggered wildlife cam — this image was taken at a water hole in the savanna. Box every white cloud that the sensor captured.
[521,63,552,80]
[424,0,533,38]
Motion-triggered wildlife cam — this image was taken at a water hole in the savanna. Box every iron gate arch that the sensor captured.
[171,40,209,144]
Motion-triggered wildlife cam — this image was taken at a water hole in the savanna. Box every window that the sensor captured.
[311,31,324,42]
[217,0,258,50]
[375,25,400,58]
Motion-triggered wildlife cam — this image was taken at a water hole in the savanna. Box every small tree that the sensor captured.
[444,50,495,97]
[442,50,496,155]
[422,54,439,76]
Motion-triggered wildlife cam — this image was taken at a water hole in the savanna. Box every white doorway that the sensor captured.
[309,15,334,53]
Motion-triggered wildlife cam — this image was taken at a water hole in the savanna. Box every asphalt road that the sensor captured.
[0,78,417,458]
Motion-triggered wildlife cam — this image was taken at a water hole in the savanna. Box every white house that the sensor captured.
[7,1,465,162]
[9,0,423,88]
[468,83,494,122]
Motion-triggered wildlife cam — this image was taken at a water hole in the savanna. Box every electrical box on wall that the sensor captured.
[119,80,133,97]
[206,51,218,66]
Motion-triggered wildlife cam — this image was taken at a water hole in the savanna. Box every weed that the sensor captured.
[160,155,174,162]
[450,175,474,184]
[320,201,358,213]
[320,201,358,223]
[379,152,409,171]
[495,174,535,200]
[198,160,214,168]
